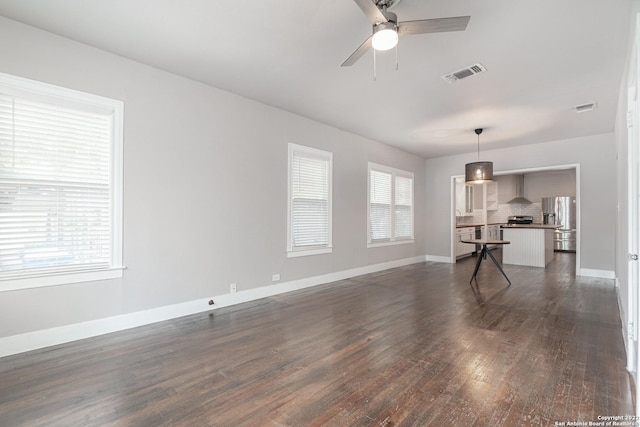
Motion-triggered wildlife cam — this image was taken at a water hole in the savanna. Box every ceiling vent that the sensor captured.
[441,63,486,83]
[574,102,597,113]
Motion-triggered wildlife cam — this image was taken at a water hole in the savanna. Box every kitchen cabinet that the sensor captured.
[473,182,499,211]
[486,182,498,211]
[472,183,482,210]
[456,227,475,257]
[455,179,473,216]
[486,224,501,248]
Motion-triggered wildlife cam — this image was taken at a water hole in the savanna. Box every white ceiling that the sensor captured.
[0,0,632,158]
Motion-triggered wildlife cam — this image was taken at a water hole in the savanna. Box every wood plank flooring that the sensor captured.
[0,252,634,426]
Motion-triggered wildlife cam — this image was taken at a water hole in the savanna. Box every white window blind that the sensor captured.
[395,174,414,239]
[288,144,332,257]
[369,169,392,240]
[368,163,414,245]
[0,73,123,289]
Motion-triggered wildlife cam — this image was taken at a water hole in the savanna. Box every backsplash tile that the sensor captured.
[456,203,543,225]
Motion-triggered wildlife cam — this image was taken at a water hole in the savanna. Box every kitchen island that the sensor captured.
[501,224,558,267]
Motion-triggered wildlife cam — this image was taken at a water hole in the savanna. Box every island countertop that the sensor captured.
[501,224,560,229]
[456,222,505,228]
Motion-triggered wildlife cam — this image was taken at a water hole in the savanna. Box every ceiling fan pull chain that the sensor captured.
[395,44,398,71]
[373,48,377,81]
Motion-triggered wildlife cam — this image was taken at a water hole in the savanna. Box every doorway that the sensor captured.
[451,164,581,274]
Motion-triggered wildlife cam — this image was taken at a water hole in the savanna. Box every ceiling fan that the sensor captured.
[342,0,470,66]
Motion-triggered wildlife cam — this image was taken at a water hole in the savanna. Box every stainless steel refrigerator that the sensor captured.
[542,196,576,252]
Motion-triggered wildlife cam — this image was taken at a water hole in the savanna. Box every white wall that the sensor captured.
[426,133,617,272]
[490,171,576,208]
[0,17,427,339]
[524,170,577,201]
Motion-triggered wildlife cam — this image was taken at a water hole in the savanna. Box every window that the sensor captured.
[0,73,123,290]
[368,163,414,246]
[287,144,332,257]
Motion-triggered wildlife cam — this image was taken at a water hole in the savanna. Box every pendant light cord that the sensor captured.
[475,128,483,160]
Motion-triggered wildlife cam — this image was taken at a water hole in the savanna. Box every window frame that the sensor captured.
[287,143,333,258]
[0,72,124,291]
[367,162,414,248]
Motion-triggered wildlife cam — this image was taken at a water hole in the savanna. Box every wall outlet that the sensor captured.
[230,283,237,294]
[272,273,280,282]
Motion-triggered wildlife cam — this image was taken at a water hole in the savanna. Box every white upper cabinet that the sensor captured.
[455,178,473,216]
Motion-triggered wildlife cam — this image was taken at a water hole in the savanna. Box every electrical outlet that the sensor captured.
[272,273,280,282]
[230,283,237,293]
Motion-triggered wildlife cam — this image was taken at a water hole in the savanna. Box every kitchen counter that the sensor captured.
[456,222,505,228]
[502,226,554,267]
[501,223,560,229]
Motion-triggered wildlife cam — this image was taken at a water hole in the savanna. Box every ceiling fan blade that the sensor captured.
[398,16,470,36]
[352,0,388,25]
[341,36,372,67]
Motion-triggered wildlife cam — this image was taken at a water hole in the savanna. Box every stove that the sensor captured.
[507,215,533,224]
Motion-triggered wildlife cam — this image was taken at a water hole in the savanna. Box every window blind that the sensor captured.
[368,163,414,245]
[290,147,331,251]
[369,169,392,241]
[0,93,113,280]
[395,174,413,239]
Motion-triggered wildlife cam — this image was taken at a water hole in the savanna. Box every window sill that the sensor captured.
[0,267,125,292]
[368,239,414,249]
[287,247,333,258]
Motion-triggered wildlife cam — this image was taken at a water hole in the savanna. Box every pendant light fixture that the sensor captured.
[465,128,493,183]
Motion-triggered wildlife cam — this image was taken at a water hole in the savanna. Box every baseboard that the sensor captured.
[425,255,452,263]
[0,298,215,359]
[0,255,426,359]
[578,268,616,279]
[616,278,633,372]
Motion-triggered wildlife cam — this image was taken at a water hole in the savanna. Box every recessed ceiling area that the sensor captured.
[0,0,631,159]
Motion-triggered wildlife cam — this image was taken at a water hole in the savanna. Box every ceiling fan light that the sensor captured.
[372,22,398,51]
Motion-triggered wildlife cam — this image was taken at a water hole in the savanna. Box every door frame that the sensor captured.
[450,163,581,274]
[625,11,640,414]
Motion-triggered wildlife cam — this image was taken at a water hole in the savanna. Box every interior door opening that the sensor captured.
[451,164,581,275]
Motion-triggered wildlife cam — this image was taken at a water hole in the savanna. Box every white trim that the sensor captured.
[367,162,415,245]
[0,255,426,358]
[111,99,125,275]
[450,177,457,261]
[367,239,414,248]
[0,72,124,290]
[0,72,121,113]
[578,268,616,279]
[286,247,333,258]
[287,143,333,255]
[0,267,124,292]
[617,277,633,372]
[426,255,452,263]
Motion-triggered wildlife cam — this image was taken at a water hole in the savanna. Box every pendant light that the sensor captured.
[465,128,493,183]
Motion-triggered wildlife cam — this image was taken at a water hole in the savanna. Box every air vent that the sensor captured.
[441,63,486,83]
[574,102,597,113]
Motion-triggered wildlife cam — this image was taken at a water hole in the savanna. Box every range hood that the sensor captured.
[507,175,532,204]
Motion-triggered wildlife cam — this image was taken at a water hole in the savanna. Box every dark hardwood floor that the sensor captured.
[0,252,634,426]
